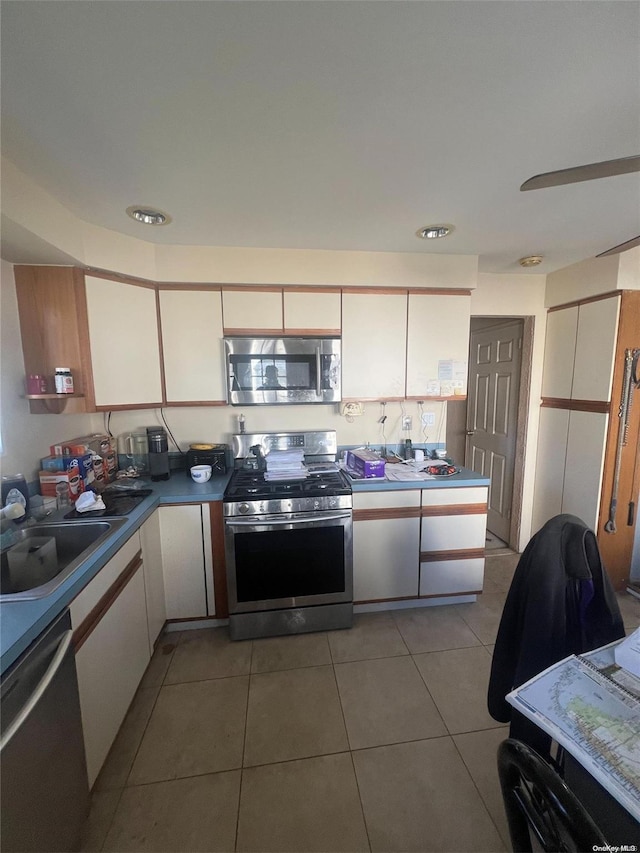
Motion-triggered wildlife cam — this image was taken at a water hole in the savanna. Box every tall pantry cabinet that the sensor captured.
[532,289,640,589]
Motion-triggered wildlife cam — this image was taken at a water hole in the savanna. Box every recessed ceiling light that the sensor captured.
[126,206,172,226]
[518,255,544,267]
[416,224,453,240]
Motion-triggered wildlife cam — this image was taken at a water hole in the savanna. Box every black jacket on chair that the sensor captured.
[487,514,624,752]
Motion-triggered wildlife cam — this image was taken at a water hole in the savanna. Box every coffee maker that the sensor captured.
[146,427,170,481]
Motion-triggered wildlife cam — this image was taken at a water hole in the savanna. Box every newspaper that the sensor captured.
[506,640,640,821]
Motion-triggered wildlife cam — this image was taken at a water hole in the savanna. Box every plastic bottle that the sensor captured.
[55,481,71,509]
[54,368,74,394]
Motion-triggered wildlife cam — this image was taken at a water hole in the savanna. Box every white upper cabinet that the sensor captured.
[572,297,620,402]
[406,293,471,398]
[541,307,578,399]
[159,289,225,403]
[283,290,341,334]
[342,291,407,399]
[85,275,163,407]
[222,288,283,332]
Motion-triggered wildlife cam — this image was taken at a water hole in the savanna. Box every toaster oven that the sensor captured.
[185,444,228,476]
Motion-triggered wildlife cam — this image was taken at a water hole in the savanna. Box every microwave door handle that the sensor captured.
[315,347,322,396]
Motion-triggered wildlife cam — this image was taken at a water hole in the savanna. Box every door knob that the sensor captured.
[466,430,475,436]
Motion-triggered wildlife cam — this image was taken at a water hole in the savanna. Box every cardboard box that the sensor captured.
[39,470,85,503]
[345,448,386,479]
[41,453,96,489]
[50,433,114,458]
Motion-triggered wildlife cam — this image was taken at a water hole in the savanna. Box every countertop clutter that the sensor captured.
[1,465,488,676]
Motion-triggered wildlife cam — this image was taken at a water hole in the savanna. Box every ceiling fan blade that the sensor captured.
[596,235,640,258]
[521,155,640,191]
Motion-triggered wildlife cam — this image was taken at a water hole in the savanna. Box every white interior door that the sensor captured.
[465,319,523,543]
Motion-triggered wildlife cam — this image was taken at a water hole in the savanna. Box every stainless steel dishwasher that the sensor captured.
[1,609,89,852]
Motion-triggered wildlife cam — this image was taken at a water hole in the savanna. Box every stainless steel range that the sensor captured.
[223,430,353,641]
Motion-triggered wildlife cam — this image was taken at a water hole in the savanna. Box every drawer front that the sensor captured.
[419,558,484,596]
[70,531,141,629]
[421,514,487,552]
[354,490,421,511]
[421,487,488,507]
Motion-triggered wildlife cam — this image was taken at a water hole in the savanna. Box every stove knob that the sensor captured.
[239,503,250,515]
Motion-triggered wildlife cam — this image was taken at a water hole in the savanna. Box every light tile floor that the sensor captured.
[81,552,640,853]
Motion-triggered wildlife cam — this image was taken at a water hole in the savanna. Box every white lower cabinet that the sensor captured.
[70,533,151,787]
[353,487,489,603]
[139,509,166,649]
[419,486,488,597]
[353,491,420,601]
[159,504,215,619]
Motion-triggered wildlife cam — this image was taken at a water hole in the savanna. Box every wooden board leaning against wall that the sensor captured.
[597,290,640,589]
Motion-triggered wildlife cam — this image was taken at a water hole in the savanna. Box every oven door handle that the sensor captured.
[226,512,351,527]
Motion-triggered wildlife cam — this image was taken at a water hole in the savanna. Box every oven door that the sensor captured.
[225,511,353,613]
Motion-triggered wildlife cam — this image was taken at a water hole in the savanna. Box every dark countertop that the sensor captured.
[1,466,488,675]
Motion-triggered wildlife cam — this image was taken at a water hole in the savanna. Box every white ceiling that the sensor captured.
[2,0,639,274]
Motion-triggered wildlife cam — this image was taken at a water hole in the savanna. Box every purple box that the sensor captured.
[345,449,386,479]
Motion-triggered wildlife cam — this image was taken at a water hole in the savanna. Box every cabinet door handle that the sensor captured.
[466,430,475,436]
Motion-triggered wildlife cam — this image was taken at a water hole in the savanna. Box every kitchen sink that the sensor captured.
[0,519,127,601]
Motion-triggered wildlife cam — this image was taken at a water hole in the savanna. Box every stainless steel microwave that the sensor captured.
[224,337,341,405]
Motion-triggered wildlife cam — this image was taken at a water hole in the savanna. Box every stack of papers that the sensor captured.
[264,450,308,481]
[615,627,640,678]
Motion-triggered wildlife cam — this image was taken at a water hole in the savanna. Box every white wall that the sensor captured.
[471,272,547,550]
[544,252,638,307]
[103,399,448,460]
[0,260,101,484]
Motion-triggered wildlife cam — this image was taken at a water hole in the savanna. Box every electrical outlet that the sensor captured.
[422,412,436,427]
[402,415,412,431]
[342,402,364,418]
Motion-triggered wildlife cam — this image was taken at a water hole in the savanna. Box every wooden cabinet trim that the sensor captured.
[83,267,157,289]
[547,291,621,313]
[285,286,342,294]
[156,287,168,405]
[421,503,487,517]
[341,286,472,296]
[282,328,342,337]
[420,547,486,562]
[223,327,286,336]
[354,507,422,522]
[407,288,473,296]
[222,285,284,293]
[164,399,227,407]
[156,283,223,292]
[73,551,143,651]
[210,502,229,619]
[541,397,610,413]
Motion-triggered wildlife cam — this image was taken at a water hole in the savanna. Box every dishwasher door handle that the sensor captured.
[0,629,73,752]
